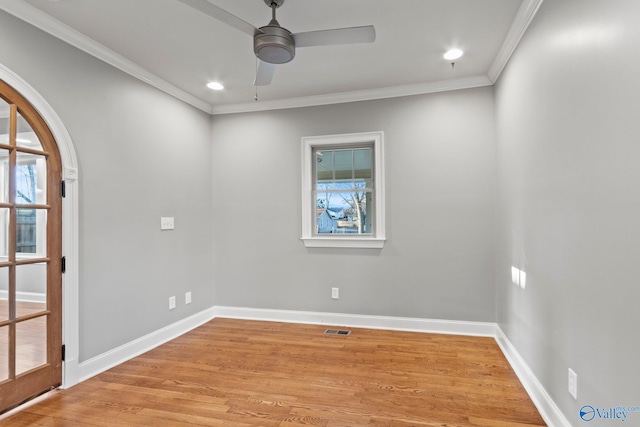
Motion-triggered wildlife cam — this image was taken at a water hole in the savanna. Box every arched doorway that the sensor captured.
[0,79,63,414]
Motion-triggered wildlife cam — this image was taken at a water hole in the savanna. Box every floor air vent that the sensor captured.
[324,329,351,336]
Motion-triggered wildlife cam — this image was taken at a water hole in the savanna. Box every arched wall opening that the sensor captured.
[0,63,80,388]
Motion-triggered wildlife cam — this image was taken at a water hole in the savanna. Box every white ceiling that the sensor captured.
[1,0,542,114]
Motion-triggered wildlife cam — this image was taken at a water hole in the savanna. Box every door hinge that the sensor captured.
[61,180,66,198]
[61,256,66,274]
[61,344,66,362]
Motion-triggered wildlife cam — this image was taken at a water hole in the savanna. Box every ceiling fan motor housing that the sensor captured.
[254,24,295,64]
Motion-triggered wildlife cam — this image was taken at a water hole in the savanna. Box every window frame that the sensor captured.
[301,131,385,249]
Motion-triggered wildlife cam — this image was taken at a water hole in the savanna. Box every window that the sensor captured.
[301,131,385,248]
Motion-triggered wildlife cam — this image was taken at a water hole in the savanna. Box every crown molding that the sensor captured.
[1,0,542,116]
[488,0,545,83]
[210,75,493,115]
[0,0,213,114]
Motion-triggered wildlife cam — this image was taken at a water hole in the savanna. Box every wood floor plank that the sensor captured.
[2,318,546,426]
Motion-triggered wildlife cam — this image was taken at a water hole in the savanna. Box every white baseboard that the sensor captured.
[73,307,216,384]
[0,290,46,303]
[212,306,497,337]
[495,326,572,427]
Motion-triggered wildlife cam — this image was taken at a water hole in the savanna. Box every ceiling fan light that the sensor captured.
[254,25,295,64]
[443,48,464,60]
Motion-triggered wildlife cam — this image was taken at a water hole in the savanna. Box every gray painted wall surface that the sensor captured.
[9,3,637,423]
[0,11,215,361]
[211,89,497,322]
[495,0,640,423]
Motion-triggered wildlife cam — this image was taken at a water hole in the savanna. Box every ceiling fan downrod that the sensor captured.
[264,0,285,8]
[266,0,284,24]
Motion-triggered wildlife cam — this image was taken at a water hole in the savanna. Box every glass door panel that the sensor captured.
[0,208,8,261]
[0,99,9,145]
[0,267,8,322]
[16,114,43,151]
[16,152,47,205]
[0,325,8,381]
[0,149,8,204]
[15,263,47,318]
[15,209,47,259]
[16,316,47,375]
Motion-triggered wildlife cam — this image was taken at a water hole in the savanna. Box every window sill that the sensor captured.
[301,237,386,249]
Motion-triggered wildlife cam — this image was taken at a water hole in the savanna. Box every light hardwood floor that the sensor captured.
[2,318,546,426]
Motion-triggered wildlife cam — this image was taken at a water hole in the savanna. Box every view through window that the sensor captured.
[314,147,373,235]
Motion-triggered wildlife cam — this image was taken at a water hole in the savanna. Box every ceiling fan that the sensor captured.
[178,0,376,86]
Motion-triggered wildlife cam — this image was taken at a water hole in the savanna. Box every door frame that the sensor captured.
[0,64,80,389]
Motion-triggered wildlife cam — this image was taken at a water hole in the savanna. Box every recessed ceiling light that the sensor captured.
[443,49,464,60]
[207,82,224,91]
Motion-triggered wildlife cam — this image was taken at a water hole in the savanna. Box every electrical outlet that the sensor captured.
[169,296,176,310]
[185,291,192,305]
[160,217,175,230]
[331,287,339,299]
[568,368,578,399]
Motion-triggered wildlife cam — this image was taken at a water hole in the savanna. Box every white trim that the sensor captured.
[0,0,544,115]
[212,75,493,115]
[0,62,80,389]
[487,0,545,82]
[301,131,385,249]
[495,326,571,427]
[76,307,216,383]
[301,237,385,249]
[0,290,46,303]
[0,0,212,114]
[212,306,497,337]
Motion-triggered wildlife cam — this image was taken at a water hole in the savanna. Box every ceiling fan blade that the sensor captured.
[177,0,258,37]
[254,60,276,86]
[292,25,376,48]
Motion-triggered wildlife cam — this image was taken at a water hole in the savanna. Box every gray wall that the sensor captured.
[9,3,637,423]
[495,0,640,423]
[0,11,215,361]
[211,88,497,322]
[0,6,497,364]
